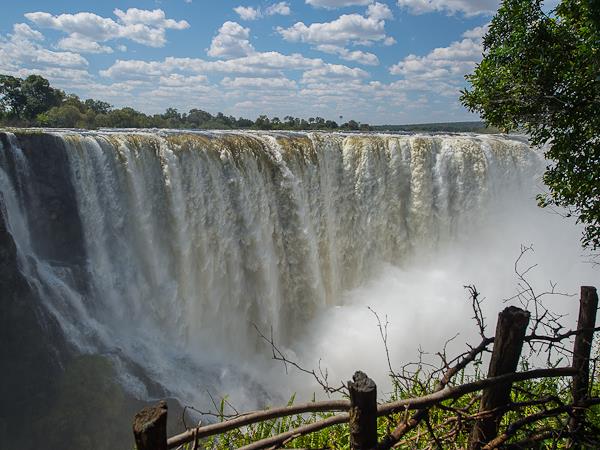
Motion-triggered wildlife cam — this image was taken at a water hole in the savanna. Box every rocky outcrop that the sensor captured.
[0,176,69,448]
[7,133,86,266]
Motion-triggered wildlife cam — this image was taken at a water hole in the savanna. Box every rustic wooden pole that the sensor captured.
[133,400,168,450]
[348,371,378,450]
[469,306,530,450]
[568,286,598,440]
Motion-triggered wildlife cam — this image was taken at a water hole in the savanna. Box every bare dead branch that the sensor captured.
[465,285,487,338]
[253,323,347,396]
[482,397,600,450]
[368,307,396,379]
[375,368,577,450]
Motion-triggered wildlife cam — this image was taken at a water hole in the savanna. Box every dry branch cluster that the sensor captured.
[134,248,600,450]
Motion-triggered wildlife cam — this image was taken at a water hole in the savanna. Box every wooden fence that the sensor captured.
[133,286,599,450]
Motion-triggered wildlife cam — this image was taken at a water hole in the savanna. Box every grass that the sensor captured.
[174,366,600,449]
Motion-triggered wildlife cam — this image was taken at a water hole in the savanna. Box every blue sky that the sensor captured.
[0,1,554,124]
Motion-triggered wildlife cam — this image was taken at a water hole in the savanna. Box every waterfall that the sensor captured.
[0,130,542,404]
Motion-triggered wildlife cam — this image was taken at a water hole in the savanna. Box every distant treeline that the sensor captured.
[1,73,494,133]
[372,122,499,133]
[0,74,370,131]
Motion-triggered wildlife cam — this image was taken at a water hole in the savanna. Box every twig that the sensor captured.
[254,324,347,396]
[376,367,577,450]
[482,398,600,449]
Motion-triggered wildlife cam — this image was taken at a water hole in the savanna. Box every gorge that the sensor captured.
[0,130,592,448]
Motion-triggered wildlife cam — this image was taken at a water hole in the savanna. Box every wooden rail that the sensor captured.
[167,400,350,448]
[133,286,599,450]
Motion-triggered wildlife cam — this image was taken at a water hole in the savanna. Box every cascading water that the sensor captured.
[1,129,576,409]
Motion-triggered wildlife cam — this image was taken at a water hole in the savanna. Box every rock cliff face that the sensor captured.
[0,133,69,446]
[9,133,86,265]
[0,131,189,449]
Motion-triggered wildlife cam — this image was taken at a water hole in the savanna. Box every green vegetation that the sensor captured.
[203,395,349,449]
[177,365,600,449]
[461,0,600,249]
[0,74,370,131]
[372,121,499,133]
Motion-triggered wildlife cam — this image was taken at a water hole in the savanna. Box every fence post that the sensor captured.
[469,306,530,450]
[349,371,378,450]
[133,400,168,450]
[568,286,598,440]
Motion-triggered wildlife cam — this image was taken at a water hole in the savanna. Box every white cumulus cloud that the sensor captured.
[207,21,255,59]
[367,2,394,20]
[302,64,369,83]
[266,2,292,16]
[221,76,297,90]
[315,44,379,65]
[0,23,88,71]
[57,34,113,54]
[113,8,189,29]
[24,8,189,48]
[234,6,261,21]
[461,24,489,39]
[389,25,484,95]
[396,0,499,16]
[306,0,373,9]
[12,23,44,41]
[158,74,209,87]
[234,2,291,20]
[0,23,92,90]
[278,13,390,46]
[101,51,325,79]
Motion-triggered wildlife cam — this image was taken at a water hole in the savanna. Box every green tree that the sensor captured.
[84,98,112,115]
[163,107,181,120]
[21,75,63,119]
[236,117,254,128]
[186,108,213,127]
[345,120,359,130]
[0,75,26,117]
[461,0,600,248]
[38,105,83,128]
[103,107,146,128]
[62,94,85,111]
[255,114,271,130]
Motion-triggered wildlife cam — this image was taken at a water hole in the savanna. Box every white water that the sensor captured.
[0,130,594,407]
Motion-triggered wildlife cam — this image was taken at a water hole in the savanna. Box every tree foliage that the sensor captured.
[0,74,63,120]
[0,75,26,117]
[20,75,63,119]
[461,0,600,248]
